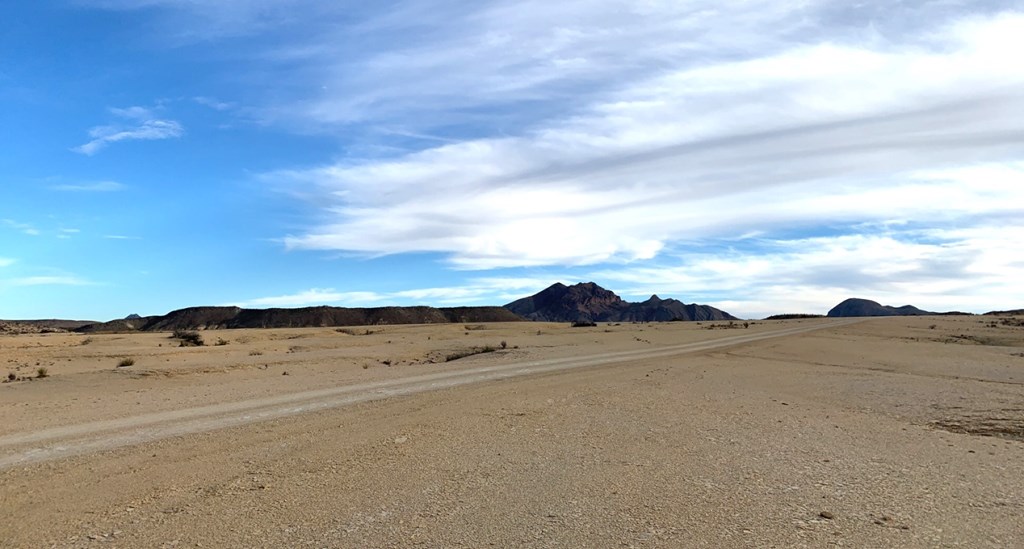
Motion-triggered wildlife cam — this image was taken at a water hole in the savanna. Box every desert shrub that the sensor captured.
[80,337,94,346]
[215,337,229,346]
[117,357,135,367]
[249,350,264,356]
[172,329,204,347]
[36,367,49,378]
[571,321,597,328]
[7,372,15,382]
[500,340,507,349]
[336,328,375,336]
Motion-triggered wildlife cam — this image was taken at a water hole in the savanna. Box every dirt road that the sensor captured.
[0,320,858,470]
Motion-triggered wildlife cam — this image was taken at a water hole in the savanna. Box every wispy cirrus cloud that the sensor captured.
[192,96,236,111]
[231,276,568,308]
[5,275,94,287]
[2,219,40,236]
[51,180,126,192]
[230,288,387,308]
[73,106,183,155]
[74,1,1024,316]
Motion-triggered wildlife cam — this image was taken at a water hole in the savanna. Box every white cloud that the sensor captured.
[73,106,184,155]
[103,235,142,240]
[592,222,1024,318]
[271,11,1024,272]
[193,96,235,111]
[2,219,40,236]
[74,2,1024,314]
[51,181,126,192]
[0,258,15,268]
[231,288,387,308]
[232,276,570,309]
[6,276,94,287]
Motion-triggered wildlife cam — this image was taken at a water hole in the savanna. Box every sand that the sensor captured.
[1,316,1022,547]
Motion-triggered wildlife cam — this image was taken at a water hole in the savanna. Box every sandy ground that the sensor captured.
[1,316,1023,547]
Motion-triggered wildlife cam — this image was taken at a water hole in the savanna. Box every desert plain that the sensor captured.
[1,316,1023,548]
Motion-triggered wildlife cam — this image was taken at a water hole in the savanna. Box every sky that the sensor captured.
[2,1,1023,321]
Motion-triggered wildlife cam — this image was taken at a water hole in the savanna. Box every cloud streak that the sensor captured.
[73,106,183,155]
[5,275,94,287]
[51,181,126,192]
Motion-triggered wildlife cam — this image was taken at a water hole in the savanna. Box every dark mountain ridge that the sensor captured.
[826,298,933,317]
[75,305,521,333]
[504,282,737,322]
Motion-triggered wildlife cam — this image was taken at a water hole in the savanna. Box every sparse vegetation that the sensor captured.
[214,337,229,346]
[464,324,486,331]
[36,367,49,379]
[172,329,205,347]
[80,337,94,346]
[336,328,375,336]
[117,357,135,368]
[249,350,264,356]
[7,372,15,382]
[500,340,508,349]
[704,321,748,330]
[571,321,598,328]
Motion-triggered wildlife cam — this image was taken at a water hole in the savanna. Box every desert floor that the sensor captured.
[1,316,1023,547]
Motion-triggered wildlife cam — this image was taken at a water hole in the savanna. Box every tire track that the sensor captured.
[0,320,860,469]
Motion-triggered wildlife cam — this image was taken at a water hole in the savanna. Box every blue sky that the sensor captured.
[2,1,1023,320]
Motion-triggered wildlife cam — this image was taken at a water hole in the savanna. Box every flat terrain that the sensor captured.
[1,316,1023,547]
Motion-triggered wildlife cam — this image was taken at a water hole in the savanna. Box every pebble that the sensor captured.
[819,511,835,520]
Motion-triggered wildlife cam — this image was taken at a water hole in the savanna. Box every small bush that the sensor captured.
[571,321,597,328]
[215,337,229,346]
[117,357,135,368]
[172,329,204,347]
[499,340,507,349]
[36,367,49,379]
[81,337,94,346]
[7,372,15,382]
[249,350,264,356]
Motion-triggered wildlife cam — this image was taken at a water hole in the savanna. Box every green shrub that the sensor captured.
[117,357,135,368]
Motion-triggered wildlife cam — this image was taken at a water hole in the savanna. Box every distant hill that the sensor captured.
[0,319,97,334]
[984,309,1024,316]
[75,305,521,333]
[504,282,737,322]
[826,298,933,318]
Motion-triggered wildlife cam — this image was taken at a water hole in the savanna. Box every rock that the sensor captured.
[819,511,835,520]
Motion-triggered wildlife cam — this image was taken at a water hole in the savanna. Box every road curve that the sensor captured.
[0,320,860,470]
